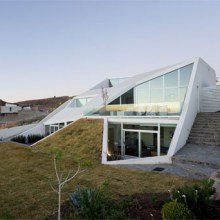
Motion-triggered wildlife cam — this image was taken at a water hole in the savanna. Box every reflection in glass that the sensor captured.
[141,133,157,157]
[179,87,187,102]
[125,131,139,157]
[121,89,134,104]
[180,64,193,86]
[164,88,178,102]
[150,76,163,88]
[108,123,121,157]
[160,125,176,155]
[88,63,193,117]
[135,81,150,104]
[150,88,163,102]
[164,70,178,87]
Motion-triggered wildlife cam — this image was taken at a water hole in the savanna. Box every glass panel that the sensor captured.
[121,89,134,104]
[108,123,121,160]
[141,133,157,157]
[86,97,94,103]
[109,78,127,87]
[164,88,178,102]
[180,87,187,102]
[164,70,178,87]
[59,123,65,129]
[109,97,120,105]
[110,79,119,87]
[135,81,150,104]
[180,64,193,86]
[150,88,163,102]
[124,131,139,157]
[45,125,50,136]
[76,98,87,107]
[150,76,163,89]
[160,126,176,155]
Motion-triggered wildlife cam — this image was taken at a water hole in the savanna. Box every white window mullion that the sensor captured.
[138,132,141,158]
[157,123,161,156]
[121,122,124,156]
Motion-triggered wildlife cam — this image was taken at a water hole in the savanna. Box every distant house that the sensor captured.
[0,103,22,114]
[22,106,31,111]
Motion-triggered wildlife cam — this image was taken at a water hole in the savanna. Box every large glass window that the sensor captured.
[107,122,177,161]
[89,63,193,116]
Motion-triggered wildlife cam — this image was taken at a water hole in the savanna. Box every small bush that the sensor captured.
[70,185,107,219]
[162,200,195,220]
[27,134,44,144]
[172,179,216,218]
[70,184,127,219]
[11,135,26,144]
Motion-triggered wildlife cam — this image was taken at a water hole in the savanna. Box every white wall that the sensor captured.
[168,58,216,156]
[0,124,37,140]
[0,106,20,114]
[20,124,45,137]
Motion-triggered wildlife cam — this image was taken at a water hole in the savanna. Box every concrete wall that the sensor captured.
[0,124,37,140]
[168,58,216,156]
[20,124,45,137]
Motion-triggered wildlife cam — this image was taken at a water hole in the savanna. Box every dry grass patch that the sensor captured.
[0,119,197,219]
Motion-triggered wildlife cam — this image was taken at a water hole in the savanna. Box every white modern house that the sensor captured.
[0,103,22,114]
[7,57,218,164]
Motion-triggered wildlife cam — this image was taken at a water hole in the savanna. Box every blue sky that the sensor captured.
[1,0,220,102]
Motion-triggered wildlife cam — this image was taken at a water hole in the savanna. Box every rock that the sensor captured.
[210,170,220,200]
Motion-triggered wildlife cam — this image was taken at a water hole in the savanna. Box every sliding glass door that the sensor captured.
[123,129,158,158]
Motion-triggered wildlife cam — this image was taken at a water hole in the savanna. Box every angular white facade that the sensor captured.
[11,57,216,164]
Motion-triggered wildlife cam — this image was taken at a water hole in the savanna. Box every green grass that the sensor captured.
[0,119,197,219]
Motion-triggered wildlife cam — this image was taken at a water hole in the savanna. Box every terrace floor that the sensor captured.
[112,144,220,180]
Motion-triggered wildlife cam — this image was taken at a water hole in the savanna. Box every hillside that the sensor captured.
[0,119,195,219]
[0,99,6,106]
[0,96,72,129]
[16,96,72,111]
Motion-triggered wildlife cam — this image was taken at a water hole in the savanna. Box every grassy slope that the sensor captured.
[0,119,196,219]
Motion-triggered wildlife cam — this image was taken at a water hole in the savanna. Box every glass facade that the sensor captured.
[109,78,128,87]
[69,97,94,108]
[107,122,176,160]
[92,63,193,116]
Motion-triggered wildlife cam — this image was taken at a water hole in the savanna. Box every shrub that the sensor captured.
[70,185,108,219]
[70,184,127,219]
[27,134,44,144]
[162,200,195,220]
[172,179,216,218]
[11,135,26,144]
